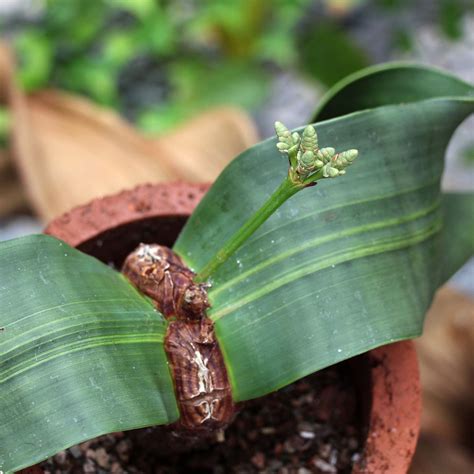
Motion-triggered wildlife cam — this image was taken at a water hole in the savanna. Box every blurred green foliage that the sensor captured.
[439,0,464,39]
[375,0,472,45]
[6,0,472,133]
[9,0,373,133]
[462,144,474,165]
[298,23,369,87]
[0,106,11,148]
[10,0,322,133]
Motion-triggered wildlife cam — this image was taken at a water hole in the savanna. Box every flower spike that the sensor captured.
[197,121,359,281]
[274,121,358,186]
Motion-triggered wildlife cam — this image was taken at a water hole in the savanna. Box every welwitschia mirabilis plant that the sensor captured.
[1,64,473,471]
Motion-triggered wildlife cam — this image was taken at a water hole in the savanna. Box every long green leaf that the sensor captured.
[174,96,474,401]
[441,192,474,282]
[313,62,474,121]
[0,235,179,472]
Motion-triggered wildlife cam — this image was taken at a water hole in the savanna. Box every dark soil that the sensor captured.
[40,363,362,474]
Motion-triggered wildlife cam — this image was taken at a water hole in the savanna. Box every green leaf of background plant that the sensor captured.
[0,235,178,472]
[174,71,474,401]
[109,0,156,20]
[14,30,53,91]
[298,23,369,87]
[138,60,268,133]
[439,0,465,40]
[56,60,119,107]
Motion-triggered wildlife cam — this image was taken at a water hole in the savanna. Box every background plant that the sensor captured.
[4,0,471,134]
[8,0,319,132]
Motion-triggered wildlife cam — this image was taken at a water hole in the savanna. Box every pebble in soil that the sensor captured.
[40,363,363,474]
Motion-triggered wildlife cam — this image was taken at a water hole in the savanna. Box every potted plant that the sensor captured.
[1,64,473,473]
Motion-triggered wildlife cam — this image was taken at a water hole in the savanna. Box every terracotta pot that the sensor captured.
[26,182,421,474]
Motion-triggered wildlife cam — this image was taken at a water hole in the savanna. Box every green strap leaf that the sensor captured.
[314,62,474,121]
[441,192,474,283]
[0,235,178,472]
[174,94,474,401]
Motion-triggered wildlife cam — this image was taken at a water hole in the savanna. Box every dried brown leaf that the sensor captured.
[0,163,27,215]
[0,43,258,221]
[416,287,474,446]
[411,286,474,473]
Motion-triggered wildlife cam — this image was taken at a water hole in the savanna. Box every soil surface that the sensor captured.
[40,363,362,474]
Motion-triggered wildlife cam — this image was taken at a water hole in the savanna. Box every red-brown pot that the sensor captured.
[21,183,421,473]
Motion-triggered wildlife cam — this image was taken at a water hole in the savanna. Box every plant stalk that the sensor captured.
[196,176,306,282]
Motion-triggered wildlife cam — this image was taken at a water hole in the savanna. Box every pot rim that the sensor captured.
[42,182,421,474]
